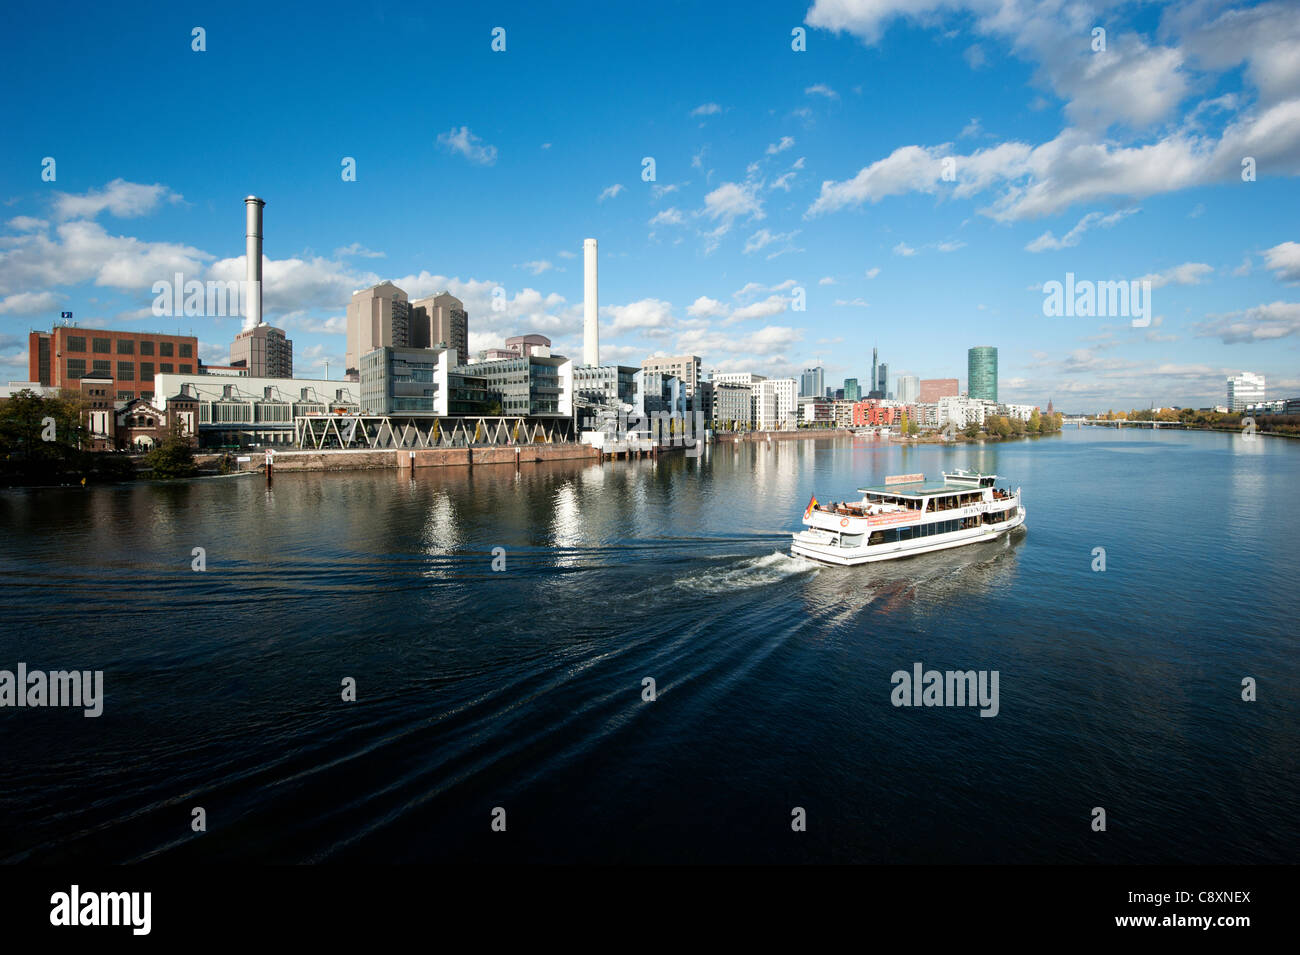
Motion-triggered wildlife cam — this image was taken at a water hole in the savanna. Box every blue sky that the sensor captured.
[1,0,1297,411]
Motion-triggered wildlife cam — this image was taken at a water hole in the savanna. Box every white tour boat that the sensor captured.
[791,469,1025,565]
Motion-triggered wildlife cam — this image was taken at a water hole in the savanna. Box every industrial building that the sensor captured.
[28,327,200,402]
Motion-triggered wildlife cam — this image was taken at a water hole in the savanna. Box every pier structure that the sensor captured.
[293,413,575,450]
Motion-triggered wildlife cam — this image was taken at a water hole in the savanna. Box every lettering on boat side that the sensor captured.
[890,663,1000,717]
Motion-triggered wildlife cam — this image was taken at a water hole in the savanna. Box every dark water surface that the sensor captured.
[1,428,1295,863]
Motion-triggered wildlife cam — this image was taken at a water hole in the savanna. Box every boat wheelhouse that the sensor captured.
[791,470,1025,565]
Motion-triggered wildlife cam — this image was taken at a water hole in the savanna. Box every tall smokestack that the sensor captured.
[244,196,265,331]
[583,237,599,366]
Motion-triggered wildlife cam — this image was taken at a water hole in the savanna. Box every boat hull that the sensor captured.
[791,506,1025,566]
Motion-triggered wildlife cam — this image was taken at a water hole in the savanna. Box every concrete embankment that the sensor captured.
[219,444,601,474]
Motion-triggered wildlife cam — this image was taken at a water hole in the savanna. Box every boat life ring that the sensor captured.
[840,517,850,527]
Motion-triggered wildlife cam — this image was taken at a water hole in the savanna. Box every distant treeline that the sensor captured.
[1096,407,1300,436]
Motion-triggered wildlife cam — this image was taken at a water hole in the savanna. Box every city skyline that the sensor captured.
[1,1,1297,411]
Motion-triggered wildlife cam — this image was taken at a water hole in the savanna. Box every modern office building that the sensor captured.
[573,364,637,406]
[756,378,798,429]
[713,382,752,429]
[230,323,293,378]
[28,326,201,402]
[968,346,998,402]
[896,375,920,404]
[641,355,702,398]
[800,366,825,398]
[345,281,410,378]
[633,370,687,418]
[458,353,573,417]
[843,378,860,402]
[920,377,960,403]
[360,346,489,416]
[410,292,469,360]
[1227,372,1265,412]
[876,361,889,399]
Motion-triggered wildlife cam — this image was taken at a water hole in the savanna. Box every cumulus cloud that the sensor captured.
[766,136,795,155]
[598,183,625,202]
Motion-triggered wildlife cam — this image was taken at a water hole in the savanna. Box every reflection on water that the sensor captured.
[0,429,1295,864]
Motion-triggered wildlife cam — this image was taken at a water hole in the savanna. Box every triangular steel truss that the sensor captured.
[293,415,574,450]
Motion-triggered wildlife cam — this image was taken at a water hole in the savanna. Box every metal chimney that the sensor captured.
[244,196,265,330]
[583,237,598,366]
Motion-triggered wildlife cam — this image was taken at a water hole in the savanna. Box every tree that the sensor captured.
[144,424,197,478]
[899,410,910,435]
[0,389,87,484]
[963,421,980,438]
[1027,408,1041,433]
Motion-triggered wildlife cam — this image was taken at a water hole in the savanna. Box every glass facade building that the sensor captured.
[967,346,998,402]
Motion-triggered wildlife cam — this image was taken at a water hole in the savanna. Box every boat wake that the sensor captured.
[674,550,818,595]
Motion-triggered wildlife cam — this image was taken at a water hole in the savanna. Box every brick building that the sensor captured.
[919,378,960,403]
[29,327,200,403]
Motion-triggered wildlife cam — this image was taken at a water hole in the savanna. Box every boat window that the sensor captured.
[841,533,863,548]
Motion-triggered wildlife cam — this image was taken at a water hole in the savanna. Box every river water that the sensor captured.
[1,427,1295,863]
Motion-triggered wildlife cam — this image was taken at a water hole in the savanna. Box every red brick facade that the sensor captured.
[30,327,199,403]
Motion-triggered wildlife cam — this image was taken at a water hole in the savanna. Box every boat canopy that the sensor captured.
[857,471,999,497]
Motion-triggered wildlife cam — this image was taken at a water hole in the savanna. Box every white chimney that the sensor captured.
[583,238,599,366]
[244,196,265,330]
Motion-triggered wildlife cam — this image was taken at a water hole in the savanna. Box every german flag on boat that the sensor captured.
[804,494,818,520]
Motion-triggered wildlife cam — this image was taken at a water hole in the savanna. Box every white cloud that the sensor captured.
[0,290,60,315]
[334,243,385,259]
[1262,241,1300,282]
[7,216,47,232]
[834,298,871,307]
[518,260,554,275]
[699,181,765,251]
[687,296,728,319]
[1025,208,1140,252]
[598,183,625,202]
[818,276,836,285]
[743,228,800,255]
[604,298,676,334]
[1197,301,1300,343]
[1137,262,1214,288]
[865,266,881,278]
[766,136,795,155]
[650,208,685,226]
[805,83,838,99]
[54,179,181,220]
[436,126,498,165]
[893,242,915,256]
[691,103,723,117]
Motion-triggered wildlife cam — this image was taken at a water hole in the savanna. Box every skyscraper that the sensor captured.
[896,375,919,404]
[844,378,860,401]
[800,365,825,397]
[345,281,410,378]
[877,361,889,398]
[968,346,998,402]
[410,292,469,364]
